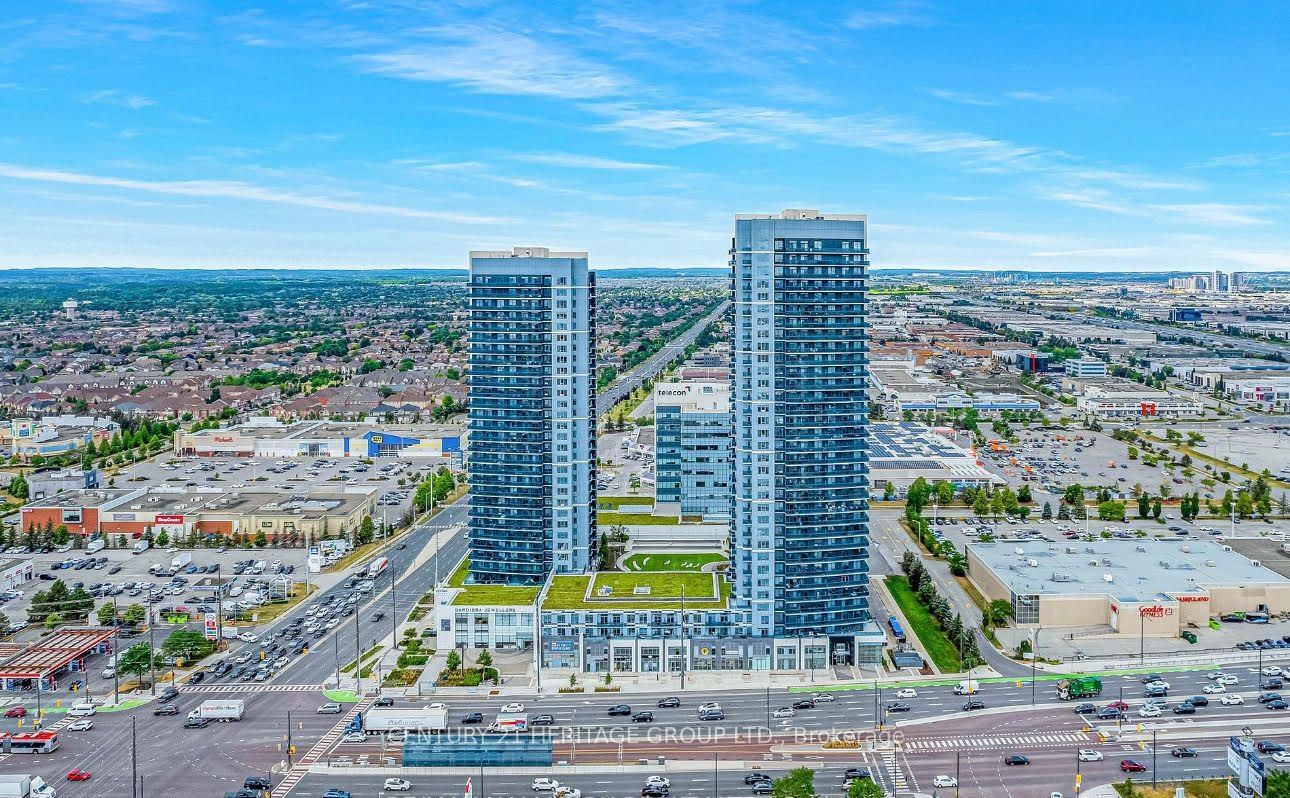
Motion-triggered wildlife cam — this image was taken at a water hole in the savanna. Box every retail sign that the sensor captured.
[1177,595,1208,603]
[1138,605,1173,618]
[155,514,184,525]
[203,612,218,641]
[212,436,235,444]
[548,640,575,653]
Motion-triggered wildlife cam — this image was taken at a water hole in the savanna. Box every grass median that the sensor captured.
[884,575,962,673]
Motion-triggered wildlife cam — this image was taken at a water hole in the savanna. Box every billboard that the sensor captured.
[203,612,218,641]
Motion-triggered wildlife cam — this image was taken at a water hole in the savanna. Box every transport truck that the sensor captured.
[488,712,528,733]
[355,706,448,734]
[0,775,58,798]
[84,538,105,555]
[1056,676,1103,700]
[131,539,150,555]
[187,699,245,722]
[171,552,192,570]
[367,556,390,579]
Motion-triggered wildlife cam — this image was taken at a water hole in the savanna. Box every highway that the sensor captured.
[598,302,729,409]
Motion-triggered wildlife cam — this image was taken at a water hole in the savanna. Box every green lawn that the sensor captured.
[543,573,730,610]
[597,496,656,510]
[623,553,727,572]
[884,575,962,673]
[447,557,470,587]
[598,511,679,526]
[452,583,541,606]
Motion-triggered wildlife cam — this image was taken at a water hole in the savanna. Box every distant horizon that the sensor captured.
[0,263,1277,277]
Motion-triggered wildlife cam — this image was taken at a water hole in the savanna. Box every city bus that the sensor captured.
[888,617,907,643]
[2,731,60,754]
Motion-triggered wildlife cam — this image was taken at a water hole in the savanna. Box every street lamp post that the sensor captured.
[287,709,293,767]
[111,596,120,702]
[1030,626,1041,704]
[148,608,157,697]
[1151,727,1158,789]
[955,751,961,798]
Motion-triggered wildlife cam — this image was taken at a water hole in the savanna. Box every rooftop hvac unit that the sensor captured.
[1136,546,1147,553]
[1014,547,1025,555]
[1159,562,1171,570]
[1028,559,1039,567]
[1181,546,1190,553]
[131,505,142,510]
[1104,573,1115,583]
[1205,560,1216,567]
[1253,560,1262,567]
[1065,547,1076,554]
[1101,558,1112,567]
[1088,560,1099,567]
[1222,546,1233,552]
[1051,573,1073,582]
[1085,547,1096,554]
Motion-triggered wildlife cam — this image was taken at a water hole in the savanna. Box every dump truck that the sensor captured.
[1056,676,1103,700]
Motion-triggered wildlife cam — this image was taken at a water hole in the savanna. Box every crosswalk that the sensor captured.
[183,683,319,693]
[904,731,1090,750]
[272,694,375,798]
[878,749,910,792]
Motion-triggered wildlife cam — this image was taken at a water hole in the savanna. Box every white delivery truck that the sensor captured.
[84,538,105,555]
[132,539,150,555]
[359,706,448,735]
[488,712,529,733]
[188,699,245,722]
[171,552,192,570]
[953,680,981,695]
[250,560,266,574]
[0,775,58,798]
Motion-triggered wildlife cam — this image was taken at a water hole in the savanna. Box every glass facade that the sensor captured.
[653,382,732,517]
[731,211,870,638]
[467,249,597,584]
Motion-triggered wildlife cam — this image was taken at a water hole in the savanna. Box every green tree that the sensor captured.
[118,642,154,678]
[985,599,1014,629]
[772,767,818,798]
[1017,484,1032,504]
[933,479,954,506]
[52,525,69,545]
[8,472,28,500]
[847,778,883,798]
[122,603,147,626]
[882,482,896,501]
[156,529,169,547]
[1138,493,1151,519]
[972,491,989,517]
[96,603,118,626]
[358,515,375,545]
[254,529,268,547]
[44,612,63,629]
[1063,483,1085,506]
[1097,500,1125,521]
[444,648,461,674]
[1237,490,1255,519]
[476,649,493,669]
[1041,501,1052,520]
[1151,498,1162,520]
[162,629,215,662]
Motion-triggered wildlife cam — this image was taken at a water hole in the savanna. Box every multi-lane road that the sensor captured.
[598,302,729,409]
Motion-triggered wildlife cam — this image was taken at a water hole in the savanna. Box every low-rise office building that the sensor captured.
[653,381,731,519]
[0,558,34,592]
[966,539,1290,637]
[1074,382,1205,419]
[870,422,1003,494]
[1063,357,1108,378]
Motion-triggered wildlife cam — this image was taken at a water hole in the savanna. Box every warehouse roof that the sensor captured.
[969,539,1290,602]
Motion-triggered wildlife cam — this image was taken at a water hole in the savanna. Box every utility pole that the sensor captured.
[679,586,686,691]
[389,564,398,654]
[148,609,157,697]
[333,628,341,689]
[131,716,138,798]
[955,751,961,798]
[287,709,293,766]
[112,596,120,702]
[1151,727,1158,789]
[1075,748,1081,797]
[353,601,363,695]
[1031,626,1040,704]
[713,751,719,798]
[215,563,224,653]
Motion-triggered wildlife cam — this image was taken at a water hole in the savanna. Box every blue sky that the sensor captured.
[1,0,1287,271]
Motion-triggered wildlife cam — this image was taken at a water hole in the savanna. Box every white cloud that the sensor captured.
[844,2,933,30]
[1067,168,1201,191]
[0,163,509,225]
[510,152,670,171]
[84,89,155,109]
[356,25,627,100]
[927,88,998,107]
[1151,202,1269,227]
[1041,187,1139,216]
[1030,246,1169,258]
[1004,90,1056,103]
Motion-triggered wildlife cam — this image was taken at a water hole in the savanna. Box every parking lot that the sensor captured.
[110,453,432,522]
[1166,422,1290,481]
[979,426,1208,506]
[595,429,654,498]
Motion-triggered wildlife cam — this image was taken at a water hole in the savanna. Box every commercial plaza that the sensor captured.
[447,211,885,673]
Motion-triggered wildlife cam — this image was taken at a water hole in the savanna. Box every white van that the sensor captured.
[68,701,97,717]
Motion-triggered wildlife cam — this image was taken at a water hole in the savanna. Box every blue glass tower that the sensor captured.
[467,248,597,585]
[730,210,870,642]
[653,381,732,518]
